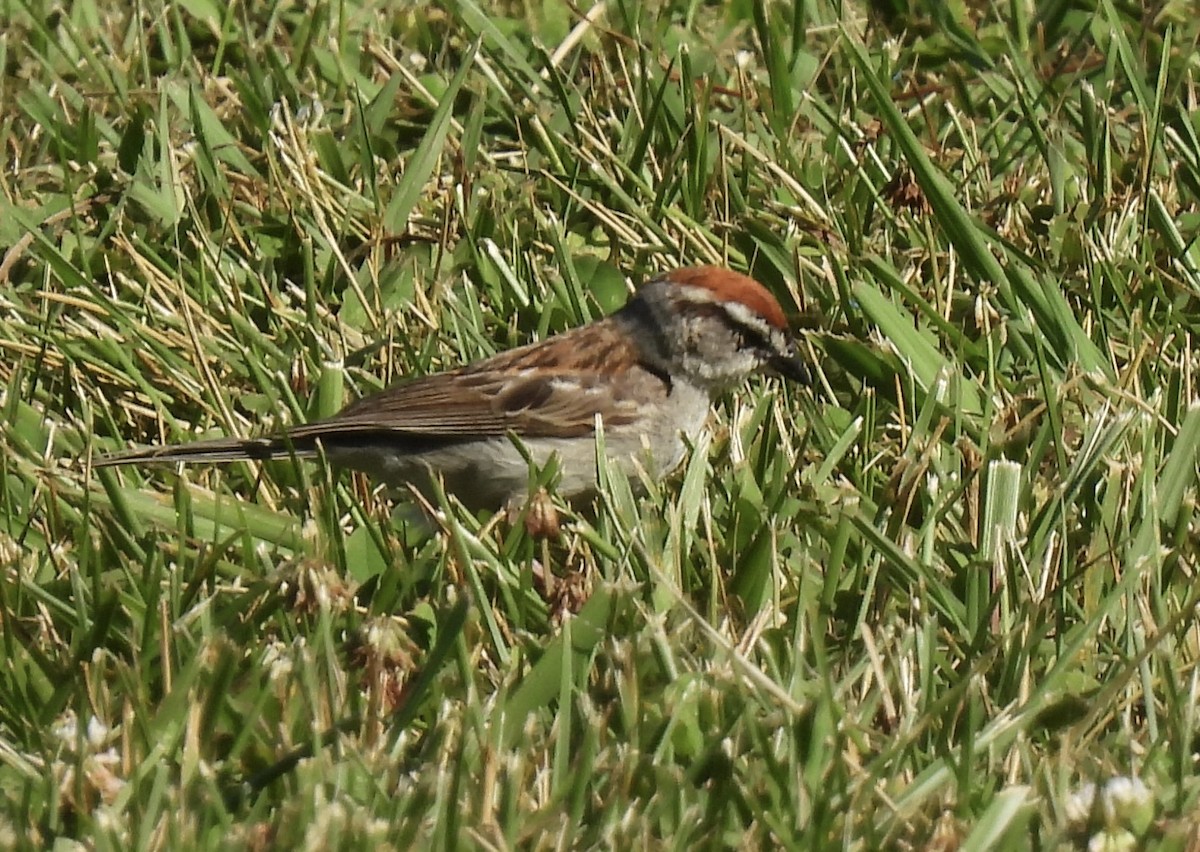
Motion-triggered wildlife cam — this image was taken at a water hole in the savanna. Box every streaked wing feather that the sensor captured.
[291,371,643,440]
[289,324,656,441]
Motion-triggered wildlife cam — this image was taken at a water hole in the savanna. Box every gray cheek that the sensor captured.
[689,322,733,358]
[677,320,763,386]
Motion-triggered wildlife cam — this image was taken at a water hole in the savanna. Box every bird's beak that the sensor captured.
[770,342,810,383]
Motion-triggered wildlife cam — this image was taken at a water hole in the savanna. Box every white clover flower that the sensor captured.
[86,716,109,748]
[1087,829,1136,852]
[1103,776,1151,822]
[1065,776,1154,836]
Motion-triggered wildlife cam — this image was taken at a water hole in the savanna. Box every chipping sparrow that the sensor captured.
[96,266,807,511]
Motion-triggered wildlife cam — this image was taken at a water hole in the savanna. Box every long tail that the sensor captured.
[94,434,318,467]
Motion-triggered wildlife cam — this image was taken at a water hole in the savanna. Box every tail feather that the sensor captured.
[94,434,318,467]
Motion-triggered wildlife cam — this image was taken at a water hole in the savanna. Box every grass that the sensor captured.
[2,0,1199,847]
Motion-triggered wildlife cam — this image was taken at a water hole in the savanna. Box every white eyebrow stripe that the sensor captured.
[719,300,775,334]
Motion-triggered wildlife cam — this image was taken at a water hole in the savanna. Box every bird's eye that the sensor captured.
[731,322,773,356]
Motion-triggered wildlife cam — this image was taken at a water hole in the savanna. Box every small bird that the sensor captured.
[96,266,807,511]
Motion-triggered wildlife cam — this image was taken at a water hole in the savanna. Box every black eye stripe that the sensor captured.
[723,314,791,358]
[731,320,773,351]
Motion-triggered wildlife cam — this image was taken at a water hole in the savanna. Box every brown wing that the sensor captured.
[288,321,663,442]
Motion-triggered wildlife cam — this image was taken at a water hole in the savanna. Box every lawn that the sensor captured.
[1,0,1197,847]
